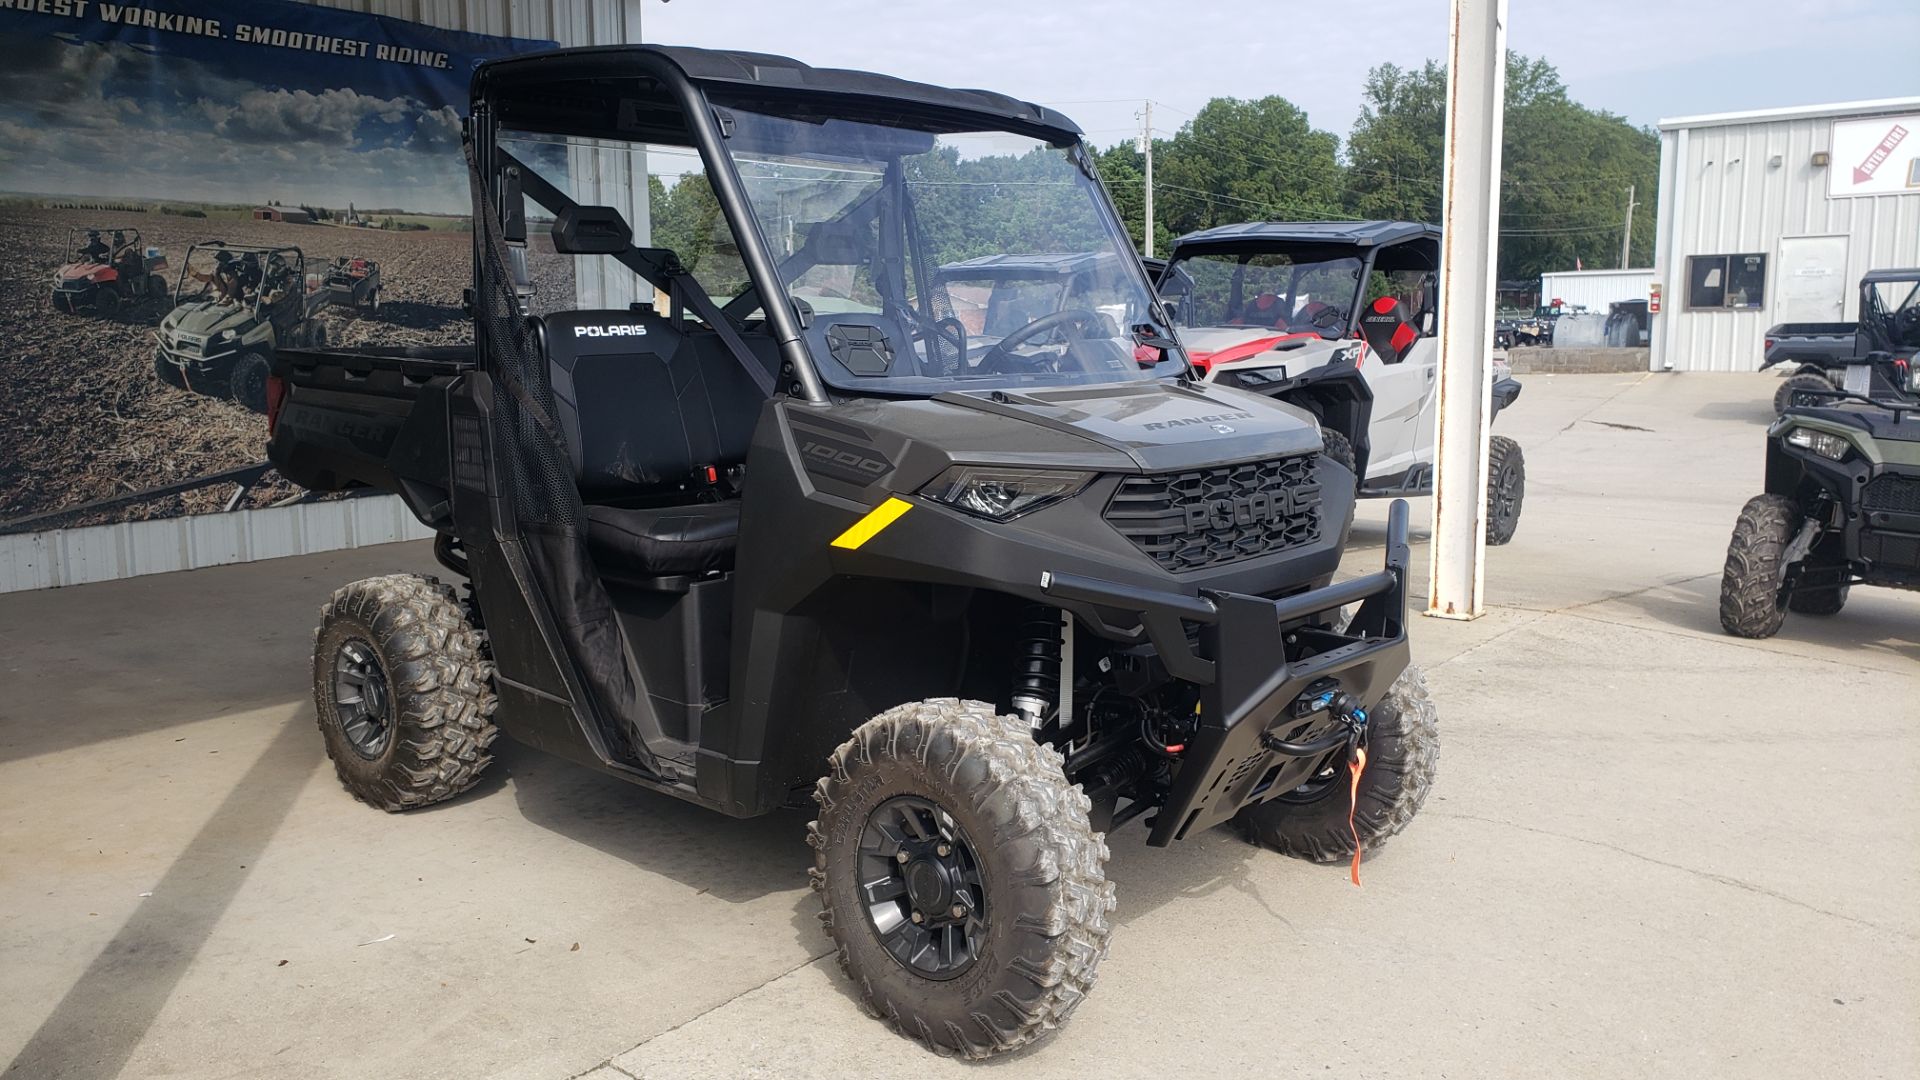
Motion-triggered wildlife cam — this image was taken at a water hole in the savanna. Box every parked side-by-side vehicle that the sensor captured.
[265,44,1439,1058]
[1154,220,1528,543]
[1720,387,1920,637]
[50,226,168,315]
[1763,267,1920,414]
[154,242,330,412]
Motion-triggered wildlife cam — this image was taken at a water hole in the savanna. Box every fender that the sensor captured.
[1212,362,1375,481]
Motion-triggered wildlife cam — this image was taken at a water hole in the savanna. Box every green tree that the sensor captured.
[1096,96,1343,253]
[1342,53,1658,284]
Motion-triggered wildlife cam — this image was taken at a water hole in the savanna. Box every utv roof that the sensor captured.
[940,252,1117,276]
[472,44,1083,143]
[1861,267,1920,284]
[1170,220,1441,253]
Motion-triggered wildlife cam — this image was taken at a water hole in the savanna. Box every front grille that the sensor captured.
[1864,473,1920,514]
[1106,455,1322,572]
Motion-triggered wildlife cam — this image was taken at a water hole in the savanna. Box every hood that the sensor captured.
[54,261,111,283]
[1176,325,1342,372]
[937,378,1321,472]
[164,301,254,337]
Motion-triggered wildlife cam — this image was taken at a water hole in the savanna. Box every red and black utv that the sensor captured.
[50,226,168,314]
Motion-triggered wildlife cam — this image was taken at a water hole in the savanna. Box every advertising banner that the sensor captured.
[0,0,552,530]
[1828,113,1920,199]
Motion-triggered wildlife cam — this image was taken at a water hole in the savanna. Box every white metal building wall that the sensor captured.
[0,0,645,593]
[1538,268,1654,313]
[1650,98,1920,373]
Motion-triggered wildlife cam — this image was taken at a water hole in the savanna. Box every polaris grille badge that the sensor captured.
[575,323,648,337]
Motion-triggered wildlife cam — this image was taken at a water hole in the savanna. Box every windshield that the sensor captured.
[722,106,1183,394]
[1159,251,1364,337]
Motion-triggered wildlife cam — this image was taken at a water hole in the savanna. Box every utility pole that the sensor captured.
[1619,183,1637,269]
[1428,0,1507,622]
[1137,101,1154,257]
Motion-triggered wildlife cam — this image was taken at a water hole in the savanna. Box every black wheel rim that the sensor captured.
[333,639,394,759]
[857,796,986,981]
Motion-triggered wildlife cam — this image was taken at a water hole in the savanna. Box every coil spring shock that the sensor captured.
[1009,604,1063,728]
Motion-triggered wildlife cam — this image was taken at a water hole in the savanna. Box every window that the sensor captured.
[499,132,755,320]
[1687,253,1767,310]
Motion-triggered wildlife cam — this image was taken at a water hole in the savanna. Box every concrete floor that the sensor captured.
[2,373,1915,1080]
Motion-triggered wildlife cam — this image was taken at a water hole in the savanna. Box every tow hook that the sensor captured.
[1262,688,1370,759]
[1262,687,1373,886]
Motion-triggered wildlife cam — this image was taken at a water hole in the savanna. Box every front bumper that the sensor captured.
[1043,499,1413,846]
[153,339,241,380]
[1492,376,1523,414]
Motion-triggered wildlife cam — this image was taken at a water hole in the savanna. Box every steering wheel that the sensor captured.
[980,308,1110,373]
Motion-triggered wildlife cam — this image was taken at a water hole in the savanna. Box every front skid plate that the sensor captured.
[1042,500,1413,846]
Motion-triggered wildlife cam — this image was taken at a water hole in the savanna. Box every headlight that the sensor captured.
[211,329,236,345]
[1786,427,1852,461]
[919,466,1091,521]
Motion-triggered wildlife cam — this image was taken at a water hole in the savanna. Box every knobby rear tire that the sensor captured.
[312,574,498,811]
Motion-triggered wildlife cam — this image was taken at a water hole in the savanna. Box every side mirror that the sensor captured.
[551,205,633,255]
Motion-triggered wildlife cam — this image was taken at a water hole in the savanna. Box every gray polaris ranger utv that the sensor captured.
[266,45,1436,1057]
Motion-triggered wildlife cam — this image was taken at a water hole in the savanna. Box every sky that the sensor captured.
[639,0,1920,151]
[0,6,511,212]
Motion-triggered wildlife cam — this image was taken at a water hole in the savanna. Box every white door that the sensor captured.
[1776,235,1851,325]
[1363,336,1438,481]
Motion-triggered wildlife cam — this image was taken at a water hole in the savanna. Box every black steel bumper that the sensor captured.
[1492,376,1523,414]
[1043,500,1413,846]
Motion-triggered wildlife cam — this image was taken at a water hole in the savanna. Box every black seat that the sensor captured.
[584,502,738,574]
[538,309,771,576]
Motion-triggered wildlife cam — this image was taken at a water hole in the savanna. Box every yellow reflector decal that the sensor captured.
[830,497,913,550]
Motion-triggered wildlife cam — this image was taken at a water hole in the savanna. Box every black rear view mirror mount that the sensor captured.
[551,205,633,255]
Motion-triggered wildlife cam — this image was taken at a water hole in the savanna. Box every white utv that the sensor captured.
[1155,221,1527,543]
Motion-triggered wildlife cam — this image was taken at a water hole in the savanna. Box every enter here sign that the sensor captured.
[1828,113,1920,198]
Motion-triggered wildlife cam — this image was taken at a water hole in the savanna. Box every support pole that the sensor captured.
[1427,0,1507,622]
[1619,183,1637,269]
[1138,101,1155,258]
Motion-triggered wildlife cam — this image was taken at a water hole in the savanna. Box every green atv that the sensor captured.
[1720,378,1920,637]
[153,242,329,412]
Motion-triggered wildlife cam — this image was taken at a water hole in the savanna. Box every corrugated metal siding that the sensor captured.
[1539,269,1654,313]
[1,498,438,593]
[1652,104,1920,373]
[0,0,644,592]
[302,0,642,42]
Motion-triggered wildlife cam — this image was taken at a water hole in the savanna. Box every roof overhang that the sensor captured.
[1657,96,1920,132]
[473,44,1084,146]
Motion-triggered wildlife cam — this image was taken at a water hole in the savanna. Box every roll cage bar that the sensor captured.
[466,44,1103,404]
[173,241,304,309]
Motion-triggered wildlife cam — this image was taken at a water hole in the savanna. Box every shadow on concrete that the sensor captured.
[502,738,811,906]
[1693,399,1778,425]
[0,541,441,765]
[1597,574,1920,667]
[4,719,315,1080]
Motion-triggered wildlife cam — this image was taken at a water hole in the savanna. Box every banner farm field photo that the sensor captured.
[0,0,551,528]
